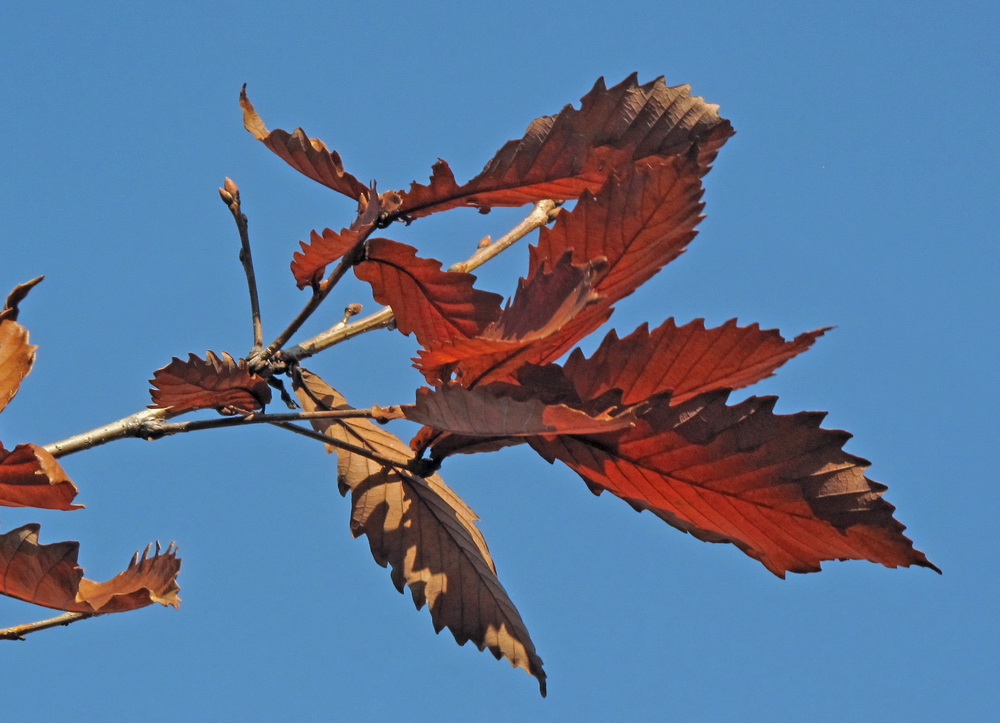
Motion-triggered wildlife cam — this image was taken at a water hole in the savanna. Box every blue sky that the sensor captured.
[1,2,996,720]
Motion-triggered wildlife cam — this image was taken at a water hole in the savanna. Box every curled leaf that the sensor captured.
[0,442,81,510]
[149,352,271,414]
[290,191,382,289]
[0,523,180,612]
[0,276,44,323]
[0,278,42,413]
[240,86,370,201]
[354,239,503,347]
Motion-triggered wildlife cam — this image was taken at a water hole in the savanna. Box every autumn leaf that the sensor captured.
[396,74,733,219]
[529,154,705,305]
[149,352,271,413]
[0,523,180,613]
[240,85,370,201]
[405,383,634,438]
[416,253,610,387]
[0,443,81,510]
[563,318,829,406]
[531,390,940,577]
[353,238,503,348]
[293,370,547,694]
[0,278,42,413]
[290,190,382,289]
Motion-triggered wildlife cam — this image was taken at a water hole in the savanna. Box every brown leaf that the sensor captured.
[240,86,370,201]
[290,192,382,289]
[416,253,610,387]
[0,276,44,323]
[405,383,635,438]
[564,319,829,406]
[0,443,82,510]
[0,523,180,612]
[531,391,939,577]
[293,370,546,693]
[0,278,42,413]
[149,352,271,414]
[354,239,503,348]
[396,74,733,219]
[530,155,705,305]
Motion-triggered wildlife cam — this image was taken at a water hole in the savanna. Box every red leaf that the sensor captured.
[416,253,609,387]
[530,155,705,304]
[0,523,180,613]
[405,383,635,438]
[564,319,829,406]
[240,86,370,201]
[0,443,81,510]
[149,352,271,413]
[531,391,939,577]
[397,74,733,219]
[293,370,546,693]
[290,192,382,289]
[354,239,504,348]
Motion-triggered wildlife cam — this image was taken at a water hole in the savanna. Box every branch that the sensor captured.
[142,407,398,438]
[270,420,405,469]
[282,200,559,363]
[219,178,264,352]
[43,408,172,458]
[0,612,99,641]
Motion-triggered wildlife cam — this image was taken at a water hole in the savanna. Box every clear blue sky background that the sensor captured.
[1,2,996,720]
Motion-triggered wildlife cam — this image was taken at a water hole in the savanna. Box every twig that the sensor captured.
[219,178,264,352]
[142,408,393,438]
[282,200,559,363]
[0,612,99,641]
[270,421,405,469]
[44,408,173,458]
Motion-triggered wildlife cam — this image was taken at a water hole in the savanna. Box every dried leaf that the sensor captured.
[149,352,271,414]
[293,370,546,693]
[397,74,733,219]
[416,253,610,386]
[531,391,940,577]
[354,239,503,348]
[405,383,634,437]
[0,442,82,510]
[240,86,370,201]
[564,319,829,406]
[290,192,382,289]
[0,523,180,612]
[530,155,705,305]
[0,276,44,323]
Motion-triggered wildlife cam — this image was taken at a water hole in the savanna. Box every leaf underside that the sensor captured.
[149,351,271,413]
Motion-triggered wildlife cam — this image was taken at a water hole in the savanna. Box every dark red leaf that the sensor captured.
[564,318,829,406]
[397,74,733,219]
[240,86,370,201]
[531,391,939,577]
[0,523,180,613]
[0,442,81,510]
[354,239,503,348]
[290,191,382,289]
[149,352,271,414]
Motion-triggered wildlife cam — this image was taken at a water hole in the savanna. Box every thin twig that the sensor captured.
[270,421,405,469]
[219,178,264,352]
[0,612,99,641]
[282,200,559,363]
[143,408,393,438]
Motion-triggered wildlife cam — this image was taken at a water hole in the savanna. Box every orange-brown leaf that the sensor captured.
[290,192,382,289]
[0,523,180,612]
[530,155,705,304]
[416,253,609,386]
[149,352,271,413]
[531,391,939,577]
[405,383,634,438]
[0,278,42,413]
[564,319,829,406]
[0,443,81,510]
[293,370,546,693]
[397,74,733,219]
[354,239,503,348]
[0,276,44,323]
[240,86,370,201]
